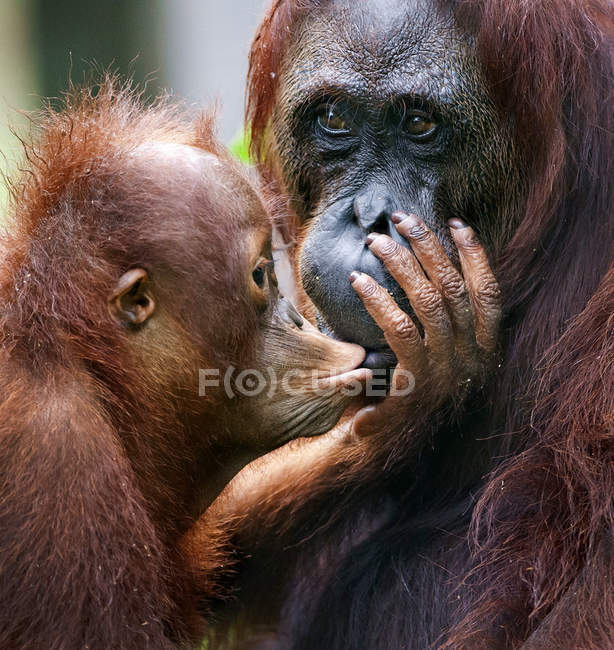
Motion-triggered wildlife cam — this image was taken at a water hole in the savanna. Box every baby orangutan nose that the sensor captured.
[279,297,304,328]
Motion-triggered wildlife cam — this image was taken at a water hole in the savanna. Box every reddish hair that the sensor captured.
[247,0,320,163]
[248,0,614,376]
[0,77,239,648]
[6,76,224,242]
[247,1,614,645]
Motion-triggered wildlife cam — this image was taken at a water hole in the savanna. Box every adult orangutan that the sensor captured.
[199,1,614,648]
[0,79,370,649]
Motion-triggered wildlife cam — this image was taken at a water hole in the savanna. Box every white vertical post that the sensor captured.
[161,0,267,143]
[0,0,39,178]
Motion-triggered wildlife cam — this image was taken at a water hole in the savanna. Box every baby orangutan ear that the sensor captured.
[108,268,155,326]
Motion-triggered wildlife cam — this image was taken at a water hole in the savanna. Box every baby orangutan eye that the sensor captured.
[252,258,274,289]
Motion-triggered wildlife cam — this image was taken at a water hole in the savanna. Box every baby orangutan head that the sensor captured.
[110,136,370,496]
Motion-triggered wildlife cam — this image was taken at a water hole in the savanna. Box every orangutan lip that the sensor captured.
[321,346,367,379]
[362,348,397,371]
[315,311,395,371]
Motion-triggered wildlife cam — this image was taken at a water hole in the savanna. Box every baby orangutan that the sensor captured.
[0,80,369,650]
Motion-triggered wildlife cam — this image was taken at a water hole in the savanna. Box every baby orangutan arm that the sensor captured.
[180,416,367,590]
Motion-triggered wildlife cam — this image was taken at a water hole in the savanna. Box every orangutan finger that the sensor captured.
[350,384,415,436]
[365,234,453,365]
[450,220,501,354]
[349,271,426,373]
[391,212,475,355]
[351,403,388,437]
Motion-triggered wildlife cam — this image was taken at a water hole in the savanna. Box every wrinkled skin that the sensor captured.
[199,0,520,646]
[272,0,517,371]
[0,85,372,650]
[197,1,614,648]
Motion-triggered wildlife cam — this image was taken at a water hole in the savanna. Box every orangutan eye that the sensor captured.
[316,106,351,135]
[252,258,274,289]
[405,112,437,139]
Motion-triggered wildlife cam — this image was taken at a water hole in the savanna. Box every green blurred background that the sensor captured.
[0,0,264,209]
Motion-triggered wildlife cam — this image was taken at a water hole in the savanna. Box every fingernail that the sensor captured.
[349,271,361,284]
[365,233,380,246]
[449,218,468,229]
[392,212,420,228]
[353,405,378,438]
[454,226,478,246]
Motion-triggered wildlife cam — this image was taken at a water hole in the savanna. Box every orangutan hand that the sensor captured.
[349,212,501,436]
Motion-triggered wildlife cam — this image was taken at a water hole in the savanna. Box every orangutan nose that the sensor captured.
[353,186,394,234]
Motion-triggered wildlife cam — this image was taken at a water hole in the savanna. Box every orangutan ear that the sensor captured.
[108,268,155,326]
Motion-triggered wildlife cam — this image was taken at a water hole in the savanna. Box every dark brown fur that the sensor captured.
[202,2,614,648]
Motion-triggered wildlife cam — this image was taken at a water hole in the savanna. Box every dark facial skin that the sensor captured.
[271,0,518,367]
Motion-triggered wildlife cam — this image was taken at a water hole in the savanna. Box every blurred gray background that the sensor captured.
[0,0,267,176]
